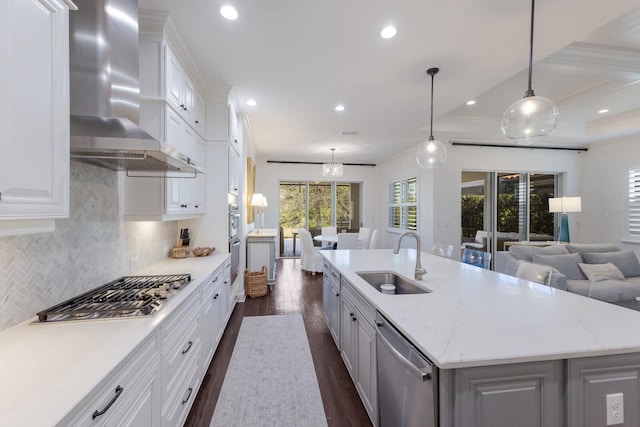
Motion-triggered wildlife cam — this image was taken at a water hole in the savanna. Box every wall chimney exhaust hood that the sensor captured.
[69,0,204,174]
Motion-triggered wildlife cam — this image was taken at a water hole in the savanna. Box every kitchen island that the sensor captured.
[322,248,640,426]
[0,253,237,427]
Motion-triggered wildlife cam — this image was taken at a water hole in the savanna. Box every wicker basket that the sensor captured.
[244,266,268,298]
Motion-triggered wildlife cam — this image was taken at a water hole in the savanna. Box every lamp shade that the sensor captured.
[251,193,267,208]
[548,196,581,213]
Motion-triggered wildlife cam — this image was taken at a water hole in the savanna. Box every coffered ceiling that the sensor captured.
[139,0,640,163]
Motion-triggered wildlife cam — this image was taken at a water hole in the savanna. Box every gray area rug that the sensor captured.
[210,313,328,426]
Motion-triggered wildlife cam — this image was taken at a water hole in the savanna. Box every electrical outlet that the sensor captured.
[129,256,139,271]
[606,393,624,425]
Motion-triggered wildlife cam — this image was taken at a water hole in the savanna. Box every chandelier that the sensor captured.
[322,148,343,177]
[501,0,559,145]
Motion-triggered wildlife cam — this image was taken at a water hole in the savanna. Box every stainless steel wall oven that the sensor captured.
[228,203,240,283]
[229,203,240,238]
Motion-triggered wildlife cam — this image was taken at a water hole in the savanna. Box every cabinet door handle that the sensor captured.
[92,385,123,419]
[352,316,357,322]
[180,103,185,110]
[335,293,340,297]
[182,387,193,405]
[182,340,193,355]
[213,293,219,300]
[195,120,199,124]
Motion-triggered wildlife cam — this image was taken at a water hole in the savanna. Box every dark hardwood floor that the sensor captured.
[185,258,372,427]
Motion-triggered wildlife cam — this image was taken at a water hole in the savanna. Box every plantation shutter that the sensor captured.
[629,168,640,237]
[388,177,418,230]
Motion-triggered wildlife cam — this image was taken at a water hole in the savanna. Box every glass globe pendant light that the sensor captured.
[417,68,447,168]
[501,0,559,145]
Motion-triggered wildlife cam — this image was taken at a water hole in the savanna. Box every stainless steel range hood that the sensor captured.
[69,0,204,174]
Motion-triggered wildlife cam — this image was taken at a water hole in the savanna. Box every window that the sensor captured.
[279,181,363,236]
[388,177,417,231]
[628,168,640,238]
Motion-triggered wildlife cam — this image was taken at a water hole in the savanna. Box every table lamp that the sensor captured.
[548,196,581,242]
[251,193,268,230]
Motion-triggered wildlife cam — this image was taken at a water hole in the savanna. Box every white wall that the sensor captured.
[580,136,640,249]
[0,163,177,331]
[254,158,381,252]
[377,144,583,257]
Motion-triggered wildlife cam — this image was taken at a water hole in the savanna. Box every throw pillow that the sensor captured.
[583,250,640,277]
[566,243,621,258]
[586,277,640,303]
[577,262,625,281]
[531,252,585,280]
[508,244,569,262]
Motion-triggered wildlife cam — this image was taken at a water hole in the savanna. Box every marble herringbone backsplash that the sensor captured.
[0,163,177,331]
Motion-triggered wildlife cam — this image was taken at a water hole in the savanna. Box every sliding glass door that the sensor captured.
[279,181,362,255]
[461,171,557,267]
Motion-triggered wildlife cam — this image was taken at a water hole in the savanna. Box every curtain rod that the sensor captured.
[266,160,377,167]
[450,141,588,151]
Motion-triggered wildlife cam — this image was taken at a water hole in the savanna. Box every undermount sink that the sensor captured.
[356,271,431,295]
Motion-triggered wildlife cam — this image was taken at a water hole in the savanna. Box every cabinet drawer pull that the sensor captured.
[92,385,123,419]
[182,387,193,405]
[335,293,339,297]
[213,293,219,300]
[182,340,193,355]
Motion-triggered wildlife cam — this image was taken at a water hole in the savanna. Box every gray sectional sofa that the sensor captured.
[497,243,640,310]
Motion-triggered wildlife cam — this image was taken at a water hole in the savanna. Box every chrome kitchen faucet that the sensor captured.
[392,231,427,280]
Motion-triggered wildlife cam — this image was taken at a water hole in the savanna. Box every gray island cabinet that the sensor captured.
[321,249,640,427]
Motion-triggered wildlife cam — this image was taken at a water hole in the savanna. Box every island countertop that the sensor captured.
[321,248,640,369]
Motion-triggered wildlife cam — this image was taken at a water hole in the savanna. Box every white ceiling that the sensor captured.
[139,0,640,164]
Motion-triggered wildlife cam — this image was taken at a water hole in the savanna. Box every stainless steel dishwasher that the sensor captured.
[375,312,438,427]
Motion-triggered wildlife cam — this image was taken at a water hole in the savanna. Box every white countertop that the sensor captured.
[322,249,640,369]
[0,254,229,427]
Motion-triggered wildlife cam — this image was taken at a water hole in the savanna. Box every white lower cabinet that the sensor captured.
[339,280,378,425]
[201,265,226,368]
[63,257,237,426]
[161,296,200,403]
[65,337,161,426]
[162,352,201,427]
[322,263,341,347]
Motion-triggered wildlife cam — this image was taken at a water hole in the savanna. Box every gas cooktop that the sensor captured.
[36,274,191,323]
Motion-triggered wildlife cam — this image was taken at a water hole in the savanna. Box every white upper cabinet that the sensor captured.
[0,0,73,236]
[138,10,205,139]
[205,94,242,154]
[127,10,206,221]
[165,45,197,127]
[165,47,183,110]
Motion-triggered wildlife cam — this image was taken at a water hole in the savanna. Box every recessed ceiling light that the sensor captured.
[335,105,345,112]
[466,100,476,106]
[247,99,257,107]
[380,26,397,39]
[598,108,609,114]
[220,5,238,20]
